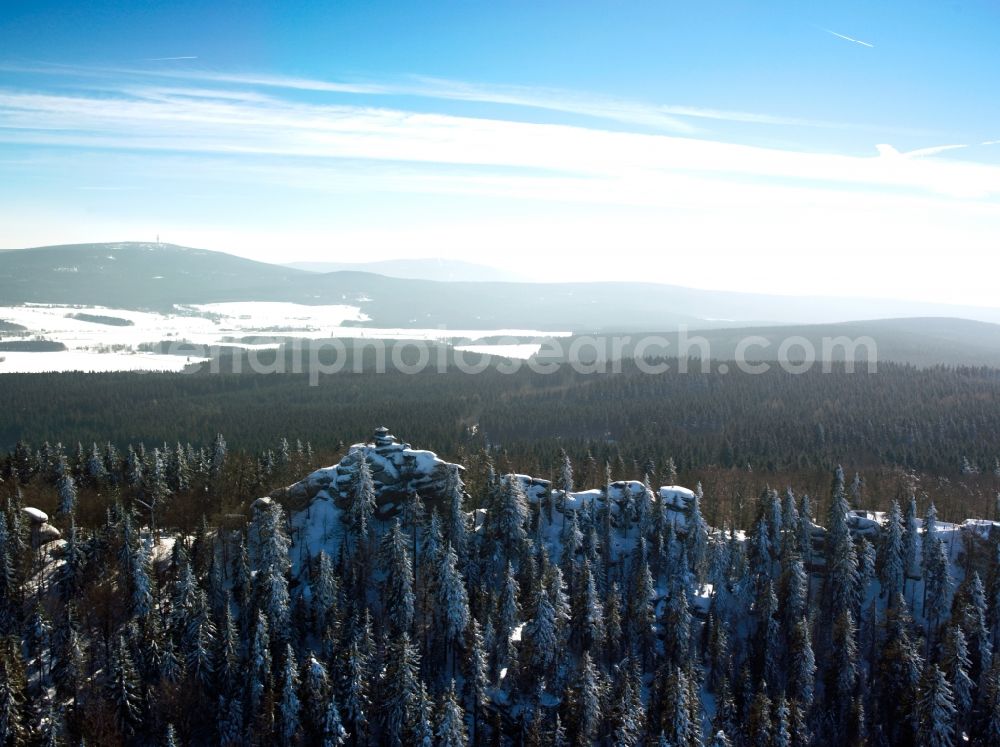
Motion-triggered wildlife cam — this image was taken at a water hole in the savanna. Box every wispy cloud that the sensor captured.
[823,29,875,48]
[1,62,900,135]
[903,144,970,158]
[0,73,996,203]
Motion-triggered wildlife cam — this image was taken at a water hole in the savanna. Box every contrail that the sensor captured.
[824,29,874,48]
[145,56,199,61]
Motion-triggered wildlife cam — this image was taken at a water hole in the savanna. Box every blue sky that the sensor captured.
[2,0,1000,304]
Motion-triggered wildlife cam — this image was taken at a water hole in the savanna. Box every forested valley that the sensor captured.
[1,361,1000,744]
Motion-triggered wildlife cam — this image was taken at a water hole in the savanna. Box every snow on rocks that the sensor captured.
[276,427,461,511]
[22,506,49,524]
[509,474,549,503]
[22,507,61,545]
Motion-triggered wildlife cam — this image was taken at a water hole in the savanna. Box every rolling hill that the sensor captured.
[5,243,1000,342]
[545,317,1000,368]
[284,257,525,282]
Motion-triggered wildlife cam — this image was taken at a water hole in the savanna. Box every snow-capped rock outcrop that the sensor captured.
[22,506,61,545]
[274,427,462,512]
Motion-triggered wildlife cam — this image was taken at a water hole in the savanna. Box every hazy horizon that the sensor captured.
[2,1,1000,306]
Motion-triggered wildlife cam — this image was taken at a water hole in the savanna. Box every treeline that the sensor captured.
[0,435,325,533]
[3,360,1000,523]
[2,362,1000,475]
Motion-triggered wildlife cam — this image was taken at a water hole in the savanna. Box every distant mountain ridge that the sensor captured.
[285,257,525,283]
[549,317,1000,369]
[4,242,1000,337]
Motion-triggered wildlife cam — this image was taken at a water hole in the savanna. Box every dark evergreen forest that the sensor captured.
[1,361,1000,745]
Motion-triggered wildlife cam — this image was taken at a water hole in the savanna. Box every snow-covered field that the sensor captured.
[0,351,207,373]
[0,302,568,372]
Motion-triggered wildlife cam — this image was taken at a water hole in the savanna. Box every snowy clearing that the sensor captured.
[0,302,572,372]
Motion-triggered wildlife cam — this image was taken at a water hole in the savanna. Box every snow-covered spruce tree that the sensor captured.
[939,624,973,735]
[603,580,624,666]
[40,697,67,747]
[625,537,656,665]
[983,661,1000,746]
[787,617,816,713]
[493,561,520,672]
[107,634,142,738]
[747,683,773,747]
[916,663,957,747]
[278,644,302,746]
[922,502,939,610]
[443,466,469,562]
[825,466,860,619]
[182,588,217,689]
[558,449,573,521]
[766,487,783,554]
[146,447,172,534]
[570,651,603,744]
[826,608,859,743]
[879,500,906,604]
[411,680,435,747]
[659,664,701,747]
[748,491,775,593]
[687,482,710,585]
[299,656,330,742]
[169,442,191,493]
[760,580,782,690]
[402,491,425,586]
[341,637,369,744]
[130,533,153,619]
[638,475,655,542]
[210,432,227,486]
[797,493,814,564]
[773,695,793,747]
[608,658,644,747]
[321,691,349,747]
[494,474,530,569]
[216,592,240,698]
[857,537,876,605]
[779,548,808,634]
[924,537,953,652]
[962,572,994,691]
[990,543,1000,645]
[662,555,693,671]
[0,641,26,746]
[781,487,800,550]
[57,470,77,518]
[903,495,919,576]
[50,604,83,707]
[876,595,924,744]
[247,500,292,646]
[559,506,583,577]
[436,679,467,747]
[125,444,144,496]
[347,451,376,554]
[379,519,415,637]
[849,471,864,509]
[436,542,470,679]
[522,571,558,683]
[381,631,421,747]
[0,514,17,629]
[310,550,338,635]
[463,618,490,745]
[248,611,272,713]
[83,441,106,486]
[417,509,443,656]
[572,557,604,656]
